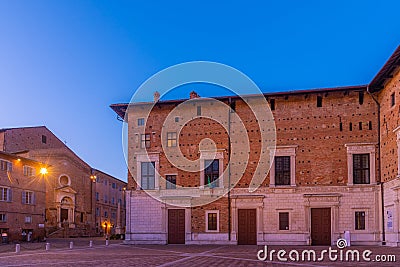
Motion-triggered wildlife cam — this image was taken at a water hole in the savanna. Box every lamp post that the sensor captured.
[103,221,109,238]
[90,169,96,236]
[39,167,48,240]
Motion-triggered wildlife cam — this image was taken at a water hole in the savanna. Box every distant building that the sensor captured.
[0,126,126,238]
[111,45,400,246]
[0,151,47,242]
[93,169,126,236]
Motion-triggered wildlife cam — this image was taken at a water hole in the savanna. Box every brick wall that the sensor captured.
[378,69,400,182]
[94,170,127,235]
[123,87,384,245]
[127,89,378,189]
[2,126,66,152]
[1,127,96,236]
[0,153,46,242]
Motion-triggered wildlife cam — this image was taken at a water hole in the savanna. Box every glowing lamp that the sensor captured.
[40,168,48,175]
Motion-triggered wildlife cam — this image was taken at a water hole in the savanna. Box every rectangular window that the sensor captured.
[104,211,108,218]
[197,106,201,116]
[207,212,218,231]
[0,213,6,222]
[111,212,116,219]
[358,91,364,105]
[279,212,289,230]
[353,154,370,184]
[359,122,363,130]
[80,212,84,223]
[349,122,353,131]
[112,197,115,205]
[112,183,116,189]
[42,135,47,144]
[0,187,11,202]
[167,132,177,147]
[138,118,145,126]
[24,216,32,223]
[270,99,275,111]
[339,122,343,131]
[141,134,151,148]
[204,159,219,188]
[0,160,12,172]
[141,162,155,190]
[95,192,99,201]
[104,195,108,203]
[355,211,366,230]
[391,93,395,107]
[22,191,34,204]
[23,166,35,176]
[166,175,176,189]
[96,207,100,216]
[175,117,179,122]
[275,156,291,185]
[317,96,322,107]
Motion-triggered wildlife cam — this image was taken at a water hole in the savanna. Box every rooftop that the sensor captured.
[369,45,400,92]
[110,84,368,120]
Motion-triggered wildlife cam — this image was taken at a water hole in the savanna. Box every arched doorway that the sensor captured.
[60,196,74,224]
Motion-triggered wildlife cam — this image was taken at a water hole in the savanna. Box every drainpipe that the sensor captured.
[367,86,385,245]
[228,98,232,241]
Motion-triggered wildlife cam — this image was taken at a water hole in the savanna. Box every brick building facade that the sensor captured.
[0,151,47,242]
[93,169,126,236]
[0,126,126,238]
[369,46,400,246]
[111,45,400,246]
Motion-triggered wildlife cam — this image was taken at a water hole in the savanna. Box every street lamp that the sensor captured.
[39,167,48,240]
[40,167,48,175]
[103,221,109,237]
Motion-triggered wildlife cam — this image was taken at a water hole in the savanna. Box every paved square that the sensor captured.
[0,240,399,266]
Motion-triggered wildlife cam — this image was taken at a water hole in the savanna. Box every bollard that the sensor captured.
[105,239,109,246]
[69,241,73,249]
[45,242,50,251]
[89,240,93,247]
[15,244,20,253]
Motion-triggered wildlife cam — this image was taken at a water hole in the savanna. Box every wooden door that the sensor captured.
[168,209,185,244]
[238,209,257,245]
[311,208,331,245]
[61,208,68,222]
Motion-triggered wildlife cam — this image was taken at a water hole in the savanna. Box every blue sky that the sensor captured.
[0,0,399,181]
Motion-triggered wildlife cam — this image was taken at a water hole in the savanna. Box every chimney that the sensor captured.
[190,91,200,99]
[153,91,160,102]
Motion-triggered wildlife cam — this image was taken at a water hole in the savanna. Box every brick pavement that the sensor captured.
[0,243,399,266]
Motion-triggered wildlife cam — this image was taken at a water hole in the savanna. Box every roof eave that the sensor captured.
[369,45,400,93]
[109,85,368,118]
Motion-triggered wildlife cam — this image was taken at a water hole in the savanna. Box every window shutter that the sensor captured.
[8,188,12,202]
[22,191,26,204]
